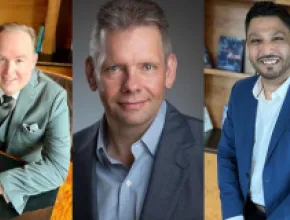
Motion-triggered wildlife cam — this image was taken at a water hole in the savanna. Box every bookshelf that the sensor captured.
[0,0,72,79]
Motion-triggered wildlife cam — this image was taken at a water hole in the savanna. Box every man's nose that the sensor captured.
[2,61,16,76]
[121,67,141,93]
[259,41,275,56]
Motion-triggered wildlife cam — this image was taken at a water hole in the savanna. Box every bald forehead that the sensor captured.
[0,29,35,54]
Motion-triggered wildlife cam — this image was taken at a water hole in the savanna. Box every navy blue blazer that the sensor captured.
[218,76,290,219]
[73,102,203,220]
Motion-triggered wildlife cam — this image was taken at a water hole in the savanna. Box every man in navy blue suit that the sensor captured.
[218,2,290,220]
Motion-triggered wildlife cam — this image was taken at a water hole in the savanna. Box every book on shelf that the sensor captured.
[36,25,45,54]
[216,36,245,73]
[204,47,212,68]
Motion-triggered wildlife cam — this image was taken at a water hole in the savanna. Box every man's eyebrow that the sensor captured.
[272,31,286,36]
[247,33,259,39]
[16,55,27,58]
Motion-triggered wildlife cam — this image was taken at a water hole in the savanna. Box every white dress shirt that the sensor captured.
[0,87,19,103]
[227,76,290,220]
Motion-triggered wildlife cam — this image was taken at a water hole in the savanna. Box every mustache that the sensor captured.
[257,55,281,61]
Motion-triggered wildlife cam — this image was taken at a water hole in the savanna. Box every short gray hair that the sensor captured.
[89,0,172,75]
[0,22,36,53]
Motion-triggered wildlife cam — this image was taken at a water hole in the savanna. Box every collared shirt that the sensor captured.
[250,76,290,206]
[227,76,290,220]
[96,101,167,220]
[0,87,19,103]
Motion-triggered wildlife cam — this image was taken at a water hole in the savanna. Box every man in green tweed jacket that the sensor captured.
[0,23,70,215]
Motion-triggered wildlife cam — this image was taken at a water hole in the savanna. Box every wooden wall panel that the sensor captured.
[56,0,72,50]
[0,0,48,32]
[205,74,241,128]
[42,0,62,54]
[205,153,221,220]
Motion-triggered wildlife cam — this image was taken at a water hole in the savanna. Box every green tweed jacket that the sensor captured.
[0,68,71,214]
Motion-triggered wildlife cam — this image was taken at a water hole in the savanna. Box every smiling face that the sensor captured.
[0,29,38,95]
[246,16,290,81]
[86,25,177,127]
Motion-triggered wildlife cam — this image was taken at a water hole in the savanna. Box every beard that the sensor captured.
[250,55,290,80]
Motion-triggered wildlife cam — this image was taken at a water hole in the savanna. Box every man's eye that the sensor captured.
[249,39,262,45]
[273,36,284,41]
[0,57,6,62]
[144,64,153,71]
[16,59,24,63]
[108,65,119,72]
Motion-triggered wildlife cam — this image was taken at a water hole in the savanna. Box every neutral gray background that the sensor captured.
[73,0,204,133]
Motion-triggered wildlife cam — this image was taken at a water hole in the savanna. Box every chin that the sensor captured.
[119,114,152,126]
[259,72,282,80]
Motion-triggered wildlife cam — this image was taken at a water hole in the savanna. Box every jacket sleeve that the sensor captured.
[0,90,71,214]
[217,83,245,219]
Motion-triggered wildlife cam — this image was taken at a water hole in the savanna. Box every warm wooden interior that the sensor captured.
[0,0,48,31]
[205,0,249,67]
[205,71,249,128]
[204,0,255,128]
[56,0,73,50]
[0,0,72,62]
[37,65,72,79]
[50,163,72,220]
[205,153,221,220]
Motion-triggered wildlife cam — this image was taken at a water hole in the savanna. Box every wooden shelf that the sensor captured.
[204,68,253,79]
[37,61,72,68]
[37,65,72,80]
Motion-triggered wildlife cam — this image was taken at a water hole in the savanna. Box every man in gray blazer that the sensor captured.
[73,0,203,219]
[0,23,70,215]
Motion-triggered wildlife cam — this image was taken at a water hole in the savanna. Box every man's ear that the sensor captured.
[165,53,177,89]
[33,53,38,66]
[85,56,98,91]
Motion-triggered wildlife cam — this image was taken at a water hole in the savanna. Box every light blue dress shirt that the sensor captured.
[96,101,167,220]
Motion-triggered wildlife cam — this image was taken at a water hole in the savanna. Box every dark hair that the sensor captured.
[245,1,290,34]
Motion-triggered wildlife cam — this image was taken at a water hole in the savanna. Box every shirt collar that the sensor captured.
[96,100,167,165]
[252,76,290,100]
[0,87,20,102]
[140,101,167,156]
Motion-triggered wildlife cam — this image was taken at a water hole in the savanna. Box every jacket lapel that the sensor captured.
[266,86,290,163]
[140,103,196,220]
[6,69,39,147]
[78,122,100,220]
